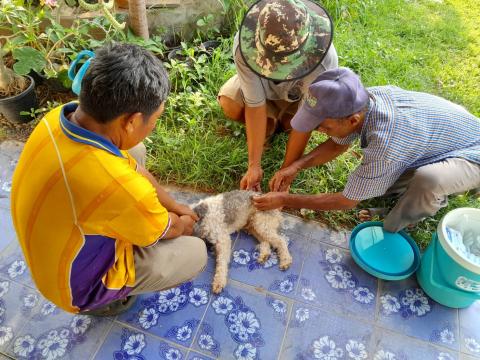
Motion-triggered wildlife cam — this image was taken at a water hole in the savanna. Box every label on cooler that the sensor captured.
[455,276,480,292]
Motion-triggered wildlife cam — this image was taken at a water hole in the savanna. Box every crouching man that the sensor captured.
[11,43,207,315]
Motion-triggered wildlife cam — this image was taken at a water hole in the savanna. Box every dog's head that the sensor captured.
[191,202,210,239]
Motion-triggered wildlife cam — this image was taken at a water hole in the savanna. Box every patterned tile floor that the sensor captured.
[0,140,479,360]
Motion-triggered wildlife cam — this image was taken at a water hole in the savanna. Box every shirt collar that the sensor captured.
[59,103,124,158]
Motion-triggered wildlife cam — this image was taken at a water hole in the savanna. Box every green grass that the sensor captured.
[148,0,480,249]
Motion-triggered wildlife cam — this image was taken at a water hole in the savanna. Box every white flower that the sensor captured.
[23,294,38,308]
[325,248,342,264]
[0,326,13,346]
[262,253,278,268]
[158,303,168,313]
[465,337,480,353]
[353,287,374,304]
[41,302,56,315]
[374,350,396,360]
[7,260,26,278]
[158,288,183,310]
[380,294,400,314]
[271,299,287,313]
[139,308,159,329]
[13,335,35,357]
[295,307,309,322]
[228,313,238,323]
[325,265,352,289]
[199,334,214,350]
[440,328,454,344]
[235,311,260,335]
[165,348,182,360]
[235,343,257,360]
[212,296,233,314]
[189,288,208,307]
[38,333,69,359]
[0,281,9,297]
[301,288,316,301]
[70,315,91,335]
[437,352,454,360]
[345,340,367,359]
[233,250,250,265]
[279,279,294,293]
[402,292,430,316]
[176,325,192,341]
[124,333,146,355]
[313,336,343,359]
[1,181,11,192]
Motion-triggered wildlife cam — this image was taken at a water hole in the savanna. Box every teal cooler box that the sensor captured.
[417,208,480,308]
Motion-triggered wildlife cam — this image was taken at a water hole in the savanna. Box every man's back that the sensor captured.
[11,104,169,313]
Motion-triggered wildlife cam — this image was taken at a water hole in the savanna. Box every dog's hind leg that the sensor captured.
[211,230,232,294]
[249,211,292,270]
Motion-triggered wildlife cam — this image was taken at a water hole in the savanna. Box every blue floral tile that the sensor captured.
[0,280,40,354]
[203,232,240,276]
[117,270,212,348]
[6,296,112,359]
[370,327,458,360]
[95,323,187,360]
[228,230,308,299]
[460,354,480,360]
[0,141,22,200]
[459,301,480,356]
[187,350,215,359]
[0,352,11,359]
[378,277,459,351]
[0,208,15,253]
[192,283,290,360]
[310,226,351,249]
[0,242,34,288]
[279,214,314,237]
[281,303,374,360]
[295,241,378,320]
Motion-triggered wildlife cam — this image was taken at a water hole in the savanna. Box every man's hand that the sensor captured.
[240,165,263,191]
[252,192,286,211]
[269,164,300,192]
[175,203,199,221]
[179,215,195,236]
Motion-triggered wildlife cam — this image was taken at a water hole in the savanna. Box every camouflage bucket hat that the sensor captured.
[239,0,333,82]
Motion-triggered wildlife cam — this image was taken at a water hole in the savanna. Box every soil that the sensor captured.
[0,83,76,142]
[0,71,29,99]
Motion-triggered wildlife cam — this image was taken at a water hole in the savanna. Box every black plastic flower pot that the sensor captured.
[0,75,38,123]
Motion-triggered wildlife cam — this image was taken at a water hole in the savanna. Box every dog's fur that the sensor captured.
[191,190,292,293]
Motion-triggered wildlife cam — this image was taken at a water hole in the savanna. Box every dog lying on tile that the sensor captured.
[191,190,292,293]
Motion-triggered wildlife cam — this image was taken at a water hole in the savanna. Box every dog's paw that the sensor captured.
[279,254,292,270]
[257,252,270,264]
[212,276,227,294]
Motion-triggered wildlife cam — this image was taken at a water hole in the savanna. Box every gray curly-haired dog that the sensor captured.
[191,190,292,293]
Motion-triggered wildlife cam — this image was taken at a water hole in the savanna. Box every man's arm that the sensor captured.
[281,129,312,168]
[253,191,359,211]
[137,166,198,220]
[270,138,350,191]
[240,104,268,191]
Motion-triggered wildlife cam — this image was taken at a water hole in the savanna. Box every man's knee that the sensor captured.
[410,167,444,194]
[182,236,208,273]
[218,95,244,122]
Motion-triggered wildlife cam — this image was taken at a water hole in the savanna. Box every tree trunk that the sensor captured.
[128,0,149,40]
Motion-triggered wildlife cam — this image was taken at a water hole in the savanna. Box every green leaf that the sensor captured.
[12,47,46,76]
[196,18,206,27]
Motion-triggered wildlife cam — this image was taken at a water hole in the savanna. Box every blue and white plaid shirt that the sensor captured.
[332,86,480,201]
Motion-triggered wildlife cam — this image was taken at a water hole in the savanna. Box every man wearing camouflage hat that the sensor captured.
[253,67,480,232]
[218,0,338,191]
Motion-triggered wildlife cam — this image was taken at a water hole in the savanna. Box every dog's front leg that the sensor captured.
[211,231,232,294]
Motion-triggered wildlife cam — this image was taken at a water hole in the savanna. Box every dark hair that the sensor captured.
[79,42,170,124]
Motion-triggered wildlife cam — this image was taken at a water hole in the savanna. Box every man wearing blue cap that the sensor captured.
[253,67,480,232]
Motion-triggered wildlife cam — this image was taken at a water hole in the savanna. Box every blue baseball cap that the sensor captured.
[291,67,370,132]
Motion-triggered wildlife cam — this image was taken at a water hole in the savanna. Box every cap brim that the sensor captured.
[291,105,324,132]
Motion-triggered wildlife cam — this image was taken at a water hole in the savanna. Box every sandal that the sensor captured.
[80,295,137,317]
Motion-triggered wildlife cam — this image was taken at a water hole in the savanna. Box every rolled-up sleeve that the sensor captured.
[343,160,407,201]
[234,48,266,107]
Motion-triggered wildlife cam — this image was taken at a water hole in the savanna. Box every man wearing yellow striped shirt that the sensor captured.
[10,43,207,315]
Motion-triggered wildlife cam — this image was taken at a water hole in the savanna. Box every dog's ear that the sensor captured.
[192,203,209,219]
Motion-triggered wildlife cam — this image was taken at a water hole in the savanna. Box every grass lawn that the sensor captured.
[148,0,480,249]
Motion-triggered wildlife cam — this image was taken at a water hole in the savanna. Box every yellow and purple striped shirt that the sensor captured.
[11,103,170,313]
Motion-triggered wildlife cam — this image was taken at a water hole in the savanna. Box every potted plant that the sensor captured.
[0,47,38,123]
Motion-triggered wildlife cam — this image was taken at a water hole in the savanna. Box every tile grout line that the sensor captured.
[188,287,215,358]
[89,319,116,360]
[276,297,294,360]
